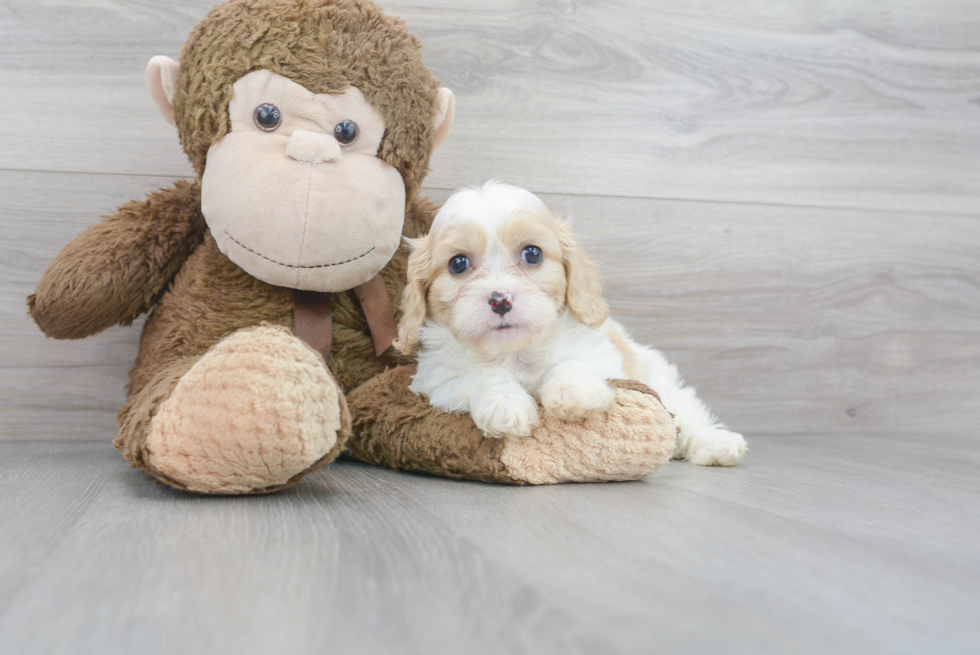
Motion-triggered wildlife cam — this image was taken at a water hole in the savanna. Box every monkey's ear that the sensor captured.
[146,56,180,127]
[432,88,455,151]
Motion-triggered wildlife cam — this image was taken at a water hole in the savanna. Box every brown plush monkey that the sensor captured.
[28,0,676,494]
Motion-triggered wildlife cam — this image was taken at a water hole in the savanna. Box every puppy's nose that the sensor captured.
[489,291,513,316]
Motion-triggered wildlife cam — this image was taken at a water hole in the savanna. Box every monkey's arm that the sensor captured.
[28,180,206,340]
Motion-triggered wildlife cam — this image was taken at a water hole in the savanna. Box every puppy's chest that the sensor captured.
[500,354,552,393]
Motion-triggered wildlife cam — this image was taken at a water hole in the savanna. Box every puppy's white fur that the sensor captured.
[395,181,746,466]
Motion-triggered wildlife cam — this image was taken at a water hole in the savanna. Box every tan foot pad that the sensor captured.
[501,379,677,484]
[145,326,349,494]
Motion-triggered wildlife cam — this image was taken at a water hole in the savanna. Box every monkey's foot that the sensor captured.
[500,379,677,484]
[347,368,676,485]
[144,326,350,494]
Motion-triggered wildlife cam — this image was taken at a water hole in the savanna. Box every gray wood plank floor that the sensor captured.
[1,436,978,655]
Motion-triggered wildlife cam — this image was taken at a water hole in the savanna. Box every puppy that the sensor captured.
[394,181,746,466]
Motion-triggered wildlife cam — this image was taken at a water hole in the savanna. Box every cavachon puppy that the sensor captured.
[394,181,747,466]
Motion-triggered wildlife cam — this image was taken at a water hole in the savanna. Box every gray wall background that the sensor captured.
[2,0,978,441]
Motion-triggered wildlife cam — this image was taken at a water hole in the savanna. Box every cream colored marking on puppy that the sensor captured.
[395,181,746,466]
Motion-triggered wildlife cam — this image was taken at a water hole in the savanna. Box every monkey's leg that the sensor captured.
[346,367,677,484]
[116,325,349,494]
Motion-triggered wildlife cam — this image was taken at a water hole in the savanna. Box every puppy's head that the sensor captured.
[395,181,608,356]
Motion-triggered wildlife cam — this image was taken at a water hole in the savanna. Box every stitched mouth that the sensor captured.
[224,230,375,269]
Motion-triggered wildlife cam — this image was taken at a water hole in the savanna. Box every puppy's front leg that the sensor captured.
[469,369,540,438]
[540,361,616,421]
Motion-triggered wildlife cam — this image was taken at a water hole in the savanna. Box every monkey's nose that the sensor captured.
[286,129,341,163]
[489,291,513,316]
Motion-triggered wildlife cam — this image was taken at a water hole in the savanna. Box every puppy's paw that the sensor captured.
[471,391,540,438]
[685,428,747,466]
[540,373,615,421]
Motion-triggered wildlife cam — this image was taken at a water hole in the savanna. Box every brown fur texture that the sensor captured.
[175,0,440,195]
[28,180,207,340]
[347,366,521,483]
[28,0,677,493]
[348,368,676,484]
[112,208,424,485]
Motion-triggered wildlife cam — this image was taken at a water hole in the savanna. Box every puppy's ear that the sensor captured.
[558,220,609,328]
[394,234,432,355]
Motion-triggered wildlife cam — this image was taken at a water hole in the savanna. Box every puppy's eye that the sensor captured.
[448,255,470,275]
[521,245,543,265]
[253,103,282,132]
[334,120,359,145]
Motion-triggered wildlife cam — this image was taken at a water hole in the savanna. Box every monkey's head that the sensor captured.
[146,0,454,292]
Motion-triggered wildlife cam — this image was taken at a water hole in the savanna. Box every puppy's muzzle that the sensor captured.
[489,291,513,316]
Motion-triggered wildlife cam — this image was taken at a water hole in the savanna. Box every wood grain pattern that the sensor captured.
[0,1,978,212]
[0,437,978,654]
[537,192,980,439]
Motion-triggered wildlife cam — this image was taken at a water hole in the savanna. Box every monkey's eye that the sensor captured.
[334,120,359,146]
[521,245,543,265]
[253,103,282,132]
[448,255,470,275]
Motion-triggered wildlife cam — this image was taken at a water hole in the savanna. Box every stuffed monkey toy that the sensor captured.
[28,0,676,494]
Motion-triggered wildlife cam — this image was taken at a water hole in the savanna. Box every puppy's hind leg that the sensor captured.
[625,339,747,467]
[658,382,746,466]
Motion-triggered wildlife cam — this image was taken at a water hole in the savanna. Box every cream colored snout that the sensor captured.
[286,129,342,164]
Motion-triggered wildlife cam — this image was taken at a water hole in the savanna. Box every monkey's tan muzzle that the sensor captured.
[200,131,405,293]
